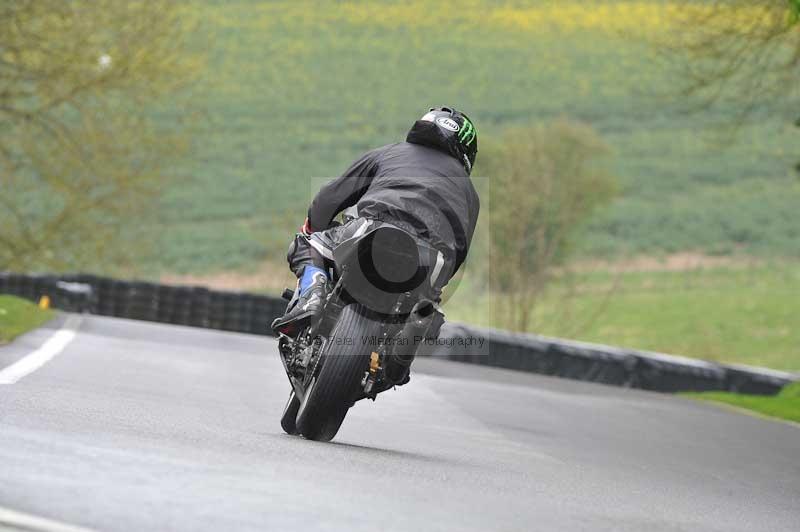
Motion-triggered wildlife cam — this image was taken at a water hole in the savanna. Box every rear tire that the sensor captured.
[280,390,300,435]
[296,304,380,442]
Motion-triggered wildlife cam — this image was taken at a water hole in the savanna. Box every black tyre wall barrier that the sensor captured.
[0,272,283,336]
[1,272,795,395]
[0,272,94,313]
[418,323,795,396]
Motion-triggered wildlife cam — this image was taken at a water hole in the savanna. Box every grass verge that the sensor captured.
[444,262,800,372]
[682,382,800,424]
[0,295,55,345]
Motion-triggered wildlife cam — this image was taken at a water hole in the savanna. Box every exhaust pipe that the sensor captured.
[385,299,442,383]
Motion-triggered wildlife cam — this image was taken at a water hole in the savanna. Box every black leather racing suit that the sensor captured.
[288,141,480,287]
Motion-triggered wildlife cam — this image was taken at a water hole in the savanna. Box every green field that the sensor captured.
[0,296,54,344]
[684,382,800,424]
[139,0,800,275]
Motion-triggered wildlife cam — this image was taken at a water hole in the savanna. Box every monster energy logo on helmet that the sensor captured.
[459,117,476,147]
[453,110,478,173]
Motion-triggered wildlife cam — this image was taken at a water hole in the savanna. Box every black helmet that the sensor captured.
[406,106,478,173]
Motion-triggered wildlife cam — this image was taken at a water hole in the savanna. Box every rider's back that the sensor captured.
[352,141,479,271]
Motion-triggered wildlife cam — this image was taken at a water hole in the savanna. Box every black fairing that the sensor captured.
[332,225,439,316]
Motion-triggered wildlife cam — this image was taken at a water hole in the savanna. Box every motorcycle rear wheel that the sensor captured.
[296,303,378,442]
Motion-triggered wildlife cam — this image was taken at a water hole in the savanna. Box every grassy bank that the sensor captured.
[444,262,800,372]
[683,382,800,424]
[0,295,55,344]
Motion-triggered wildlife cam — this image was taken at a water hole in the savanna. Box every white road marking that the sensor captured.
[0,315,82,385]
[0,505,96,532]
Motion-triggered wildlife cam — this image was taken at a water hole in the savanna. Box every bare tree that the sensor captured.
[0,0,201,271]
[480,119,618,332]
[663,1,800,119]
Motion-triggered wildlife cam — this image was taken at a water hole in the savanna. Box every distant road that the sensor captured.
[1,316,797,531]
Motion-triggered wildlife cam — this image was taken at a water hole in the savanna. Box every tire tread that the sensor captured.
[296,304,378,441]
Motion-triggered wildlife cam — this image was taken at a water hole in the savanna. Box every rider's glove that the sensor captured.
[300,218,313,237]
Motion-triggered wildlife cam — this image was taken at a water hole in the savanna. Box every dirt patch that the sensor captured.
[159,253,768,293]
[573,253,765,273]
[160,262,295,294]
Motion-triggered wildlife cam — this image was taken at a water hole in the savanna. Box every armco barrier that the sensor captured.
[1,272,795,395]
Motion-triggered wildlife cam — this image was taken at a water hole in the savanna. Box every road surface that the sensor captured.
[1,315,797,531]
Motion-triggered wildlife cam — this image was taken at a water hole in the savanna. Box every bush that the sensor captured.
[477,119,618,331]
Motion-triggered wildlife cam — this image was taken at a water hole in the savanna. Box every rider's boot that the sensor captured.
[271,266,328,335]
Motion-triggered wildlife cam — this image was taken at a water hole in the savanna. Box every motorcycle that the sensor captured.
[276,220,445,442]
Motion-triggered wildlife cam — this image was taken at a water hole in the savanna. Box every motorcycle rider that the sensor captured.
[271,106,480,335]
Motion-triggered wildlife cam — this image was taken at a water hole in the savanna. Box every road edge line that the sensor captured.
[0,506,97,532]
[0,314,82,385]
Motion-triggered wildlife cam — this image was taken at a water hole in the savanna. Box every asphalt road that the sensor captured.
[1,315,798,532]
